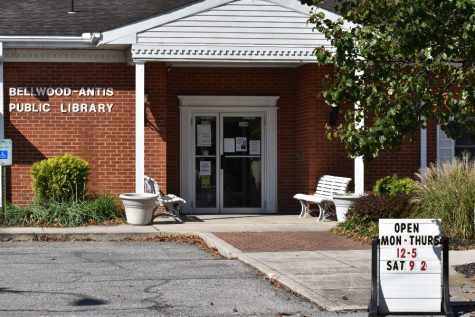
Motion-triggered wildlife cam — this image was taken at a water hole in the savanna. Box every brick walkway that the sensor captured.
[214,231,370,252]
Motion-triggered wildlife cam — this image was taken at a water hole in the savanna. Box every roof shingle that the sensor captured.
[0,0,340,36]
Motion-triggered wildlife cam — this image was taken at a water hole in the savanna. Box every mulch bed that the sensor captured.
[455,262,475,278]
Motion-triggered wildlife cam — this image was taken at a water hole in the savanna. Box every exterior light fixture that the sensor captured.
[144,91,150,106]
[329,104,340,126]
[68,0,77,14]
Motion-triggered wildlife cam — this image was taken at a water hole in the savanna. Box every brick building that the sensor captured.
[0,0,454,213]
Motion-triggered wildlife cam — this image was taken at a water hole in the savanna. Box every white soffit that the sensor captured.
[101,0,344,63]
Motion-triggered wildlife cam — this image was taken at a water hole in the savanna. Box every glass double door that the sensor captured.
[194,113,263,213]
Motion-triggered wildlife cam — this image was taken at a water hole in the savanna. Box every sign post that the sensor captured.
[369,219,454,317]
[0,139,12,223]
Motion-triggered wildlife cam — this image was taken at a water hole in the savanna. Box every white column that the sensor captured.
[135,62,145,193]
[354,103,364,195]
[420,117,427,171]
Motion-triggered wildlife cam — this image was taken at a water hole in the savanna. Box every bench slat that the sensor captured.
[294,174,352,221]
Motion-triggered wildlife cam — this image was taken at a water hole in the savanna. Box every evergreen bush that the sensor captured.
[373,175,416,196]
[31,154,89,202]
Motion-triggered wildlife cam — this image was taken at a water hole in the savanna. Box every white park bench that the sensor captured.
[293,175,352,221]
[144,175,186,223]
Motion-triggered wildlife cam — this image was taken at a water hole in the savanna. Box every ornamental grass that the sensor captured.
[412,153,475,240]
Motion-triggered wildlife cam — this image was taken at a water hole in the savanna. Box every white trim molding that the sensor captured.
[3,49,127,63]
[178,95,280,107]
[131,45,320,63]
[437,125,455,165]
[179,95,279,214]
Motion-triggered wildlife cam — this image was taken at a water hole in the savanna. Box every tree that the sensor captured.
[301,0,475,162]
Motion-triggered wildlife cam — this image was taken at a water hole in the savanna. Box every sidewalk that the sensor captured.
[0,214,474,313]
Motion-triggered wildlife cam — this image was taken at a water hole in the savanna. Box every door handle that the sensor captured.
[220,155,224,169]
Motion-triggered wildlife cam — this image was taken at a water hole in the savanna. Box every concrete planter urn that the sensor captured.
[119,193,159,225]
[333,194,362,223]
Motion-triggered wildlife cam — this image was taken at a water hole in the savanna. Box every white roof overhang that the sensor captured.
[100,0,346,64]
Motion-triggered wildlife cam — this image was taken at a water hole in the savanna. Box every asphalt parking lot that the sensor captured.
[0,241,323,316]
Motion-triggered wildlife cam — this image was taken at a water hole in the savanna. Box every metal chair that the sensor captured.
[144,175,185,223]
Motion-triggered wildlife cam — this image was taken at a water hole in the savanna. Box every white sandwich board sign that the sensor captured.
[378,219,442,313]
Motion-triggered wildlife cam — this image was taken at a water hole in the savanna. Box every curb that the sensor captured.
[0,232,167,242]
[198,232,361,312]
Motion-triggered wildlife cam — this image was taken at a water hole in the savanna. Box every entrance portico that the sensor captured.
[119,0,357,213]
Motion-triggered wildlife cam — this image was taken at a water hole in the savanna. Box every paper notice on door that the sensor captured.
[199,161,212,176]
[197,123,212,147]
[236,137,247,152]
[249,140,260,155]
[224,138,235,153]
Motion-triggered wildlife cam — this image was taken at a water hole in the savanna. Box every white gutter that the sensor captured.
[0,33,101,43]
[0,33,102,49]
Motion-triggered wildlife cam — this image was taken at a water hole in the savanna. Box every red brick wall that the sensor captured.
[165,65,361,212]
[166,66,296,211]
[144,63,169,192]
[365,139,420,189]
[294,64,353,203]
[363,124,438,189]
[3,62,434,211]
[4,62,141,205]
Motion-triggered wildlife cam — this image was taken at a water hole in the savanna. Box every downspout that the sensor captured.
[420,116,427,171]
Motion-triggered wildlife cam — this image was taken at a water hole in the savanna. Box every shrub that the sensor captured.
[347,193,414,222]
[4,204,31,226]
[337,194,414,240]
[412,153,475,240]
[4,194,122,227]
[373,175,416,196]
[31,154,89,202]
[82,194,122,224]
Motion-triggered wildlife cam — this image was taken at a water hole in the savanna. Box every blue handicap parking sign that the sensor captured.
[0,151,8,159]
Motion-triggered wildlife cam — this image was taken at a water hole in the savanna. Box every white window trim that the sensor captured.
[436,125,455,164]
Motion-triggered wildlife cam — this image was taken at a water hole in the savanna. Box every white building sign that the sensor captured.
[379,219,442,313]
[8,87,115,113]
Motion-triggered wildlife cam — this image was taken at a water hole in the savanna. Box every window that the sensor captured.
[455,118,475,157]
[455,134,475,157]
